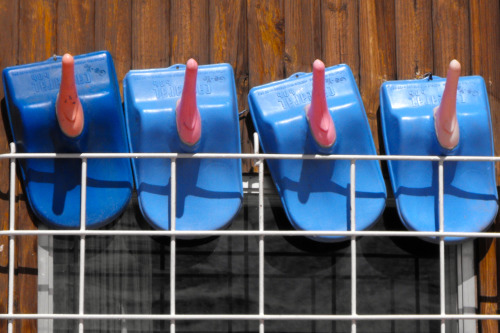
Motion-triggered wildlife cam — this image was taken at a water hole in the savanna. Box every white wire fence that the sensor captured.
[1,132,500,333]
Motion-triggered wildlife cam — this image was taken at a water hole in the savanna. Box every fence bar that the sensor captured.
[438,159,446,333]
[170,158,177,333]
[78,158,87,333]
[1,313,499,321]
[8,143,16,333]
[254,132,265,333]
[350,160,357,333]
[1,229,500,238]
[2,151,500,162]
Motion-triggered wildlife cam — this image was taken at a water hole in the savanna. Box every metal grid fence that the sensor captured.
[1,132,500,333]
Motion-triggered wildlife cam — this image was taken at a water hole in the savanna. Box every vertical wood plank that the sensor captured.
[478,225,500,333]
[432,0,470,76]
[284,0,321,75]
[57,0,95,55]
[19,0,57,63]
[132,0,169,69]
[170,0,209,64]
[247,0,285,172]
[395,0,433,79]
[209,0,250,171]
[470,1,500,332]
[95,0,132,97]
[209,0,246,66]
[0,1,18,332]
[470,0,500,178]
[359,0,396,152]
[0,0,19,100]
[17,1,57,330]
[321,0,359,83]
[247,0,285,86]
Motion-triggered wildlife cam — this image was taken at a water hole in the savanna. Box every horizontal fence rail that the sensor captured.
[0,314,500,321]
[1,230,500,237]
[2,151,500,161]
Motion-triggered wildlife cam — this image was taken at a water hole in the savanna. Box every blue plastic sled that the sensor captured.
[248,64,386,242]
[380,75,498,242]
[2,51,133,229]
[123,63,243,235]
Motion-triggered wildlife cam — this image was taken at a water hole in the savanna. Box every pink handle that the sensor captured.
[306,59,336,148]
[56,54,84,137]
[176,58,201,146]
[434,59,461,150]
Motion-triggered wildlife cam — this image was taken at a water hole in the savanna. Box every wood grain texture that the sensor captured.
[470,0,500,179]
[209,0,250,171]
[359,0,396,152]
[170,0,209,65]
[19,0,56,63]
[395,0,433,79]
[470,0,500,331]
[247,0,284,172]
[0,2,18,331]
[247,0,285,87]
[432,0,470,76]
[0,0,19,100]
[478,229,499,333]
[321,0,359,83]
[132,0,169,69]
[284,0,321,75]
[57,0,95,55]
[95,0,132,97]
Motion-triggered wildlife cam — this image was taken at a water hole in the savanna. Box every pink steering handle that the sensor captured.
[56,54,84,137]
[434,59,461,150]
[306,59,336,148]
[176,58,201,146]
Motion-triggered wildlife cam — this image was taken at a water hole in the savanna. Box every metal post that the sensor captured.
[254,133,265,333]
[78,158,87,333]
[438,159,445,333]
[350,160,357,333]
[8,143,16,333]
[170,158,177,333]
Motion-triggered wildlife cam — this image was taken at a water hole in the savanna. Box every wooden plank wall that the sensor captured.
[0,0,498,331]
